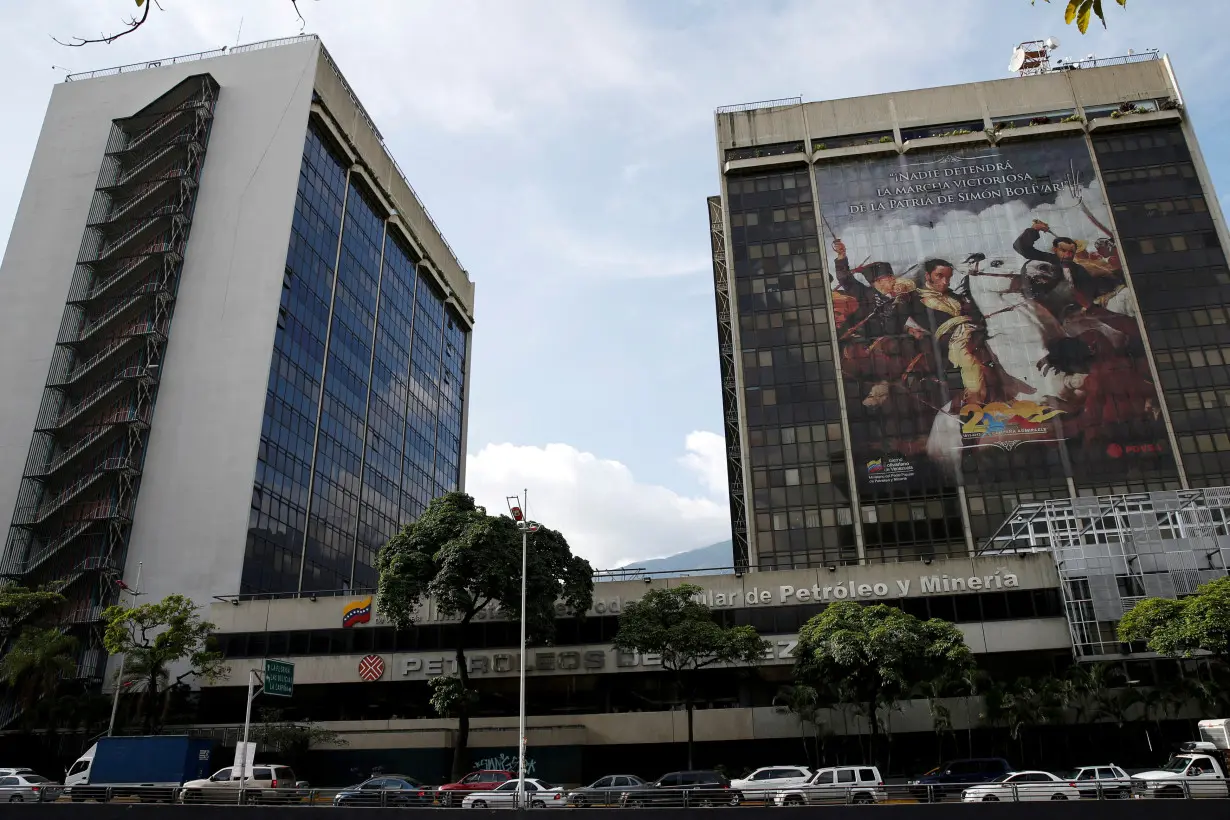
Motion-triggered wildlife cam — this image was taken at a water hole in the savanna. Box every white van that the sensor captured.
[64,745,95,789]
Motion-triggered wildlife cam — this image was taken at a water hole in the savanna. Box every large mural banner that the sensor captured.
[814,136,1169,495]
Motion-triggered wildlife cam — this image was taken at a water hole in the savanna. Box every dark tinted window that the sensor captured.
[837,770,855,783]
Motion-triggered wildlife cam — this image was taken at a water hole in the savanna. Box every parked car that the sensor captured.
[333,775,436,807]
[731,766,811,801]
[0,774,60,803]
[961,771,1081,802]
[1062,765,1133,800]
[462,778,566,809]
[0,768,35,779]
[178,764,300,804]
[771,766,884,805]
[567,775,646,807]
[620,771,742,808]
[910,758,1013,800]
[438,770,514,807]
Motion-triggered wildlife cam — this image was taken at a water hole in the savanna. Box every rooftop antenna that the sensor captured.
[235,16,244,47]
[1009,37,1058,76]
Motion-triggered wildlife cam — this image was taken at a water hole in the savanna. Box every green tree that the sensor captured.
[251,707,347,772]
[376,492,593,781]
[613,583,769,769]
[1119,577,1230,663]
[0,627,77,711]
[1034,0,1128,33]
[101,593,227,733]
[0,583,65,644]
[773,683,830,767]
[794,601,971,768]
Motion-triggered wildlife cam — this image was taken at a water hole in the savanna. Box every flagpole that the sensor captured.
[106,562,142,737]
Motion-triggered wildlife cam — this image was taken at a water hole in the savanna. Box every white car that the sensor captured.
[0,774,61,803]
[731,766,811,800]
[961,771,1081,802]
[462,778,567,809]
[772,766,885,805]
[1064,765,1133,800]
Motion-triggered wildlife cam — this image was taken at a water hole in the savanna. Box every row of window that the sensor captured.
[215,588,1065,659]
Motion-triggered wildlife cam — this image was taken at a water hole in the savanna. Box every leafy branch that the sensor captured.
[1035,0,1129,34]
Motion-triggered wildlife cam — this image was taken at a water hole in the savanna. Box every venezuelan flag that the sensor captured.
[342,596,373,628]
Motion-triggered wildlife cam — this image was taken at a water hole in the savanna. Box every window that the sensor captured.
[812,771,834,785]
[495,782,517,792]
[254,768,273,781]
[836,770,855,783]
[1096,769,1117,780]
[858,769,877,782]
[213,768,233,781]
[785,469,800,486]
[0,778,16,787]
[592,778,612,788]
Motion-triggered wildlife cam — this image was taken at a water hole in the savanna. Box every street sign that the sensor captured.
[264,659,294,697]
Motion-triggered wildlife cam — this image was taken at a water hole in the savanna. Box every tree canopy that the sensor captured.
[101,593,227,732]
[376,492,593,780]
[613,583,769,768]
[1036,0,1128,33]
[794,601,972,766]
[1119,576,1230,660]
[0,583,65,643]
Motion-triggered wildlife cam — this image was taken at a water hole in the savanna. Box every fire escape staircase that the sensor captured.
[0,76,218,718]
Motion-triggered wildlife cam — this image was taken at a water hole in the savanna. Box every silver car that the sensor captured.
[0,774,60,803]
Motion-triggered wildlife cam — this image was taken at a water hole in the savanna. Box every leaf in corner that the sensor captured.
[1064,0,1081,25]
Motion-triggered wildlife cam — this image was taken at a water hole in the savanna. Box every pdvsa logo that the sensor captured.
[342,596,373,628]
[1106,442,1164,458]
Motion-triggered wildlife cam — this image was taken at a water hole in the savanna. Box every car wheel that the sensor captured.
[444,793,456,808]
[531,800,545,809]
[573,797,587,808]
[1050,793,1068,801]
[471,800,487,809]
[853,793,873,805]
[630,798,646,808]
[982,795,999,802]
[785,795,805,806]
[9,795,23,803]
[729,793,742,807]
[1117,788,1131,800]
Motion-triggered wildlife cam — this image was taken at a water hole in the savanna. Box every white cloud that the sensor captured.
[678,430,729,498]
[464,436,730,570]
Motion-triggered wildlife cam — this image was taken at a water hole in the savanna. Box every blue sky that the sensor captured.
[2,0,1228,569]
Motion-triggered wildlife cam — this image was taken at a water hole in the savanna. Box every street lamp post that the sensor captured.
[506,492,539,810]
[106,561,142,737]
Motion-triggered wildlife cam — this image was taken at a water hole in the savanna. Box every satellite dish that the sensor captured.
[1008,47,1027,73]
[1044,37,1060,50]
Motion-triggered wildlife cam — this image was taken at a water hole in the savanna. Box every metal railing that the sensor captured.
[715,96,804,115]
[33,779,1230,806]
[63,35,319,82]
[1051,50,1161,71]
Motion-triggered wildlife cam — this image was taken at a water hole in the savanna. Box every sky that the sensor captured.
[1,0,1228,571]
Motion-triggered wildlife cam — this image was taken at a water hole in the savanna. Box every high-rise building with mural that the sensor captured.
[709,48,1230,572]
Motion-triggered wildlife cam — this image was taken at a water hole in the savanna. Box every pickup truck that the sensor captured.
[1132,719,1230,799]
[65,736,215,803]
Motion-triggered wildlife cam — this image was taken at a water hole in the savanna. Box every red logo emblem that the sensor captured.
[358,654,385,682]
[1106,443,1123,458]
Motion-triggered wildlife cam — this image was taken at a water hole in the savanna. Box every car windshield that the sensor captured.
[1058,770,1080,780]
[24,776,50,784]
[989,775,1013,783]
[1161,757,1191,773]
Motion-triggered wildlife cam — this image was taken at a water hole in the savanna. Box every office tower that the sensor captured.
[711,49,1229,571]
[0,36,474,687]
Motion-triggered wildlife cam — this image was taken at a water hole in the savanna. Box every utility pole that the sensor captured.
[106,561,142,737]
[506,492,539,809]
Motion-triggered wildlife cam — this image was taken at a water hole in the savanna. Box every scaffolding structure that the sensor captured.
[707,196,750,571]
[1,75,219,713]
[980,487,1230,660]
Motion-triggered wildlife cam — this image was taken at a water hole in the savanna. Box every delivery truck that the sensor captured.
[65,735,215,803]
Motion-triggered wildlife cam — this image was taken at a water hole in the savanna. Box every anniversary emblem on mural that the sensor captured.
[815,136,1170,495]
[358,654,385,682]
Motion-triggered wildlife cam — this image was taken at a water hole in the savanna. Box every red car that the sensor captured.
[437,770,514,806]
